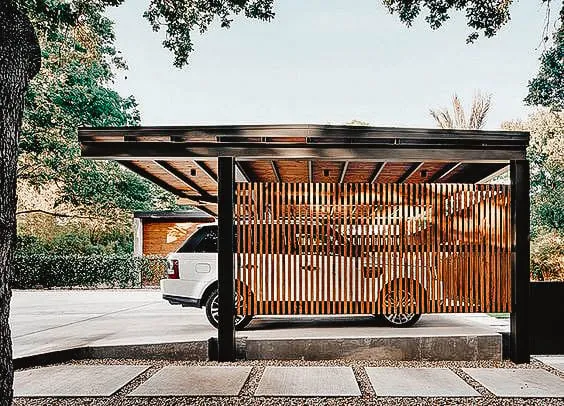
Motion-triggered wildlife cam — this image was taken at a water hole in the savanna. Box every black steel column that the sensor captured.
[217,156,235,361]
[510,159,530,363]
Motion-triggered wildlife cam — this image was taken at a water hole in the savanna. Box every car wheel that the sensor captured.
[378,282,422,327]
[205,288,253,330]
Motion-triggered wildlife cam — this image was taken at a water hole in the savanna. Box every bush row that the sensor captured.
[13,254,167,289]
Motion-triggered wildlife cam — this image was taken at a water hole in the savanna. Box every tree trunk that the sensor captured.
[0,2,40,403]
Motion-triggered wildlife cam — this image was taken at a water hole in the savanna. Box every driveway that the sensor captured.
[10,289,509,359]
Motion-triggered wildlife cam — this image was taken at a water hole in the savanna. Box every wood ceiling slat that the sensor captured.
[243,161,278,182]
[194,160,218,183]
[203,160,218,177]
[405,162,450,183]
[397,162,425,183]
[275,160,308,182]
[166,161,218,195]
[446,163,508,183]
[375,162,413,183]
[343,162,378,183]
[439,163,466,182]
[313,161,342,183]
[130,160,194,193]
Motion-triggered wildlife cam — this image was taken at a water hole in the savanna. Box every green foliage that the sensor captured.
[503,110,564,237]
[525,6,563,110]
[17,228,133,256]
[15,1,529,70]
[526,111,564,236]
[503,110,564,281]
[383,0,512,43]
[143,0,275,67]
[18,0,177,223]
[15,235,49,256]
[12,254,166,289]
[531,231,564,281]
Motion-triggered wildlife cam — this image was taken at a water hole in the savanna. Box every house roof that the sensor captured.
[133,209,214,221]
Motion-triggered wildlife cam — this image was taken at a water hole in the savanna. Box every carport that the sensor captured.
[79,124,530,363]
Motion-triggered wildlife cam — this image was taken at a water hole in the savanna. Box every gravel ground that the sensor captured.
[13,358,564,406]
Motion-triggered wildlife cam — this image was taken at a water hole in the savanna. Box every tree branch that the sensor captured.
[16,209,102,220]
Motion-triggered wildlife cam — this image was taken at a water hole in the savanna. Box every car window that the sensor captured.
[195,228,218,252]
[178,226,217,253]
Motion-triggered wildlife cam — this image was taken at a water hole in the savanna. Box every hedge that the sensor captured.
[13,254,167,289]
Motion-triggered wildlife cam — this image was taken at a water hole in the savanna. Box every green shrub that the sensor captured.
[12,254,167,289]
[16,229,134,257]
[531,231,564,281]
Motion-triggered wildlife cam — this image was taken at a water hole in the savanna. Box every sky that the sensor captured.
[106,0,555,129]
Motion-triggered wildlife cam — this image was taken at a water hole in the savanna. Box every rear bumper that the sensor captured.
[163,294,201,308]
[161,278,205,308]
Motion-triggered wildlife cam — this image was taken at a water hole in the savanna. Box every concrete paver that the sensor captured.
[536,356,564,373]
[128,366,252,396]
[10,289,509,359]
[365,367,480,397]
[255,366,361,397]
[463,368,564,398]
[14,365,148,397]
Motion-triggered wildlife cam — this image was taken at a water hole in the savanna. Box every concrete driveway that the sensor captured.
[10,289,509,359]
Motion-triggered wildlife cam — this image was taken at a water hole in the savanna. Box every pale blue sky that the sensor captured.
[107,0,553,128]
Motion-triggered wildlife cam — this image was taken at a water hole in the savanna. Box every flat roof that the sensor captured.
[79,124,529,216]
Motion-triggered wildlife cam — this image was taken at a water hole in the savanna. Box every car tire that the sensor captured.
[378,312,421,327]
[377,281,424,327]
[205,288,253,331]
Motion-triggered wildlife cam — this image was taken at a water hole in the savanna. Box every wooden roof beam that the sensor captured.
[79,124,529,144]
[428,162,462,182]
[338,161,349,184]
[193,160,217,183]
[82,141,525,161]
[120,161,211,203]
[369,162,386,183]
[154,160,211,198]
[271,161,281,182]
[398,162,425,183]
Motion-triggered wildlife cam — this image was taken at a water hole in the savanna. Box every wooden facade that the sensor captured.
[133,210,214,256]
[235,182,511,316]
[141,222,201,255]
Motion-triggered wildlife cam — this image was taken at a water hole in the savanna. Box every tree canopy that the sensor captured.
[18,0,177,227]
[503,110,564,236]
[525,6,564,110]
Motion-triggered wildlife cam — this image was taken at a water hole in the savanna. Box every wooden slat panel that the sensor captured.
[235,182,511,316]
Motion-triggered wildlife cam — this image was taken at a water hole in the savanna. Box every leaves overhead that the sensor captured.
[383,0,513,43]
[18,0,177,225]
[525,5,563,110]
[143,0,275,67]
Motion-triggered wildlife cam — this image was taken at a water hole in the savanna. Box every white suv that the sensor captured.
[161,223,426,330]
[161,224,253,330]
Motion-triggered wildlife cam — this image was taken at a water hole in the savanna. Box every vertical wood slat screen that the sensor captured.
[235,183,511,316]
